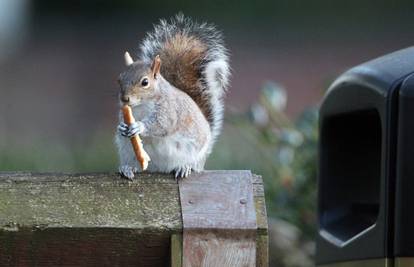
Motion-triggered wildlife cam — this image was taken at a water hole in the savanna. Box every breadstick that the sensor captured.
[122,105,151,170]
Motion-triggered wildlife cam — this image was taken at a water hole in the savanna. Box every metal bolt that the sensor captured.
[189,200,194,204]
[240,198,247,204]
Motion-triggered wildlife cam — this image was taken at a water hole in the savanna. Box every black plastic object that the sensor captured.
[394,73,414,257]
[317,47,414,265]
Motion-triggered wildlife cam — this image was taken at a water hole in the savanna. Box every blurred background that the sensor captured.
[1,0,414,266]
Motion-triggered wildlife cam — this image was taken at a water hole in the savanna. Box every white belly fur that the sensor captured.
[143,132,209,173]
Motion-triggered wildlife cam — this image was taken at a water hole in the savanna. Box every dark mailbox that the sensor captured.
[317,47,414,267]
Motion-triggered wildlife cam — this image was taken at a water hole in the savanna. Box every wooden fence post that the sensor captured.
[0,171,268,267]
[179,171,258,266]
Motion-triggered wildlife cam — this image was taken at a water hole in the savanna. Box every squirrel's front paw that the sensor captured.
[118,122,144,138]
[119,165,139,180]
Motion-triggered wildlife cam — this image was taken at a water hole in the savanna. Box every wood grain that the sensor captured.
[0,172,180,267]
[0,229,171,267]
[182,230,256,267]
[0,171,268,267]
[253,174,269,267]
[179,170,257,230]
[171,234,183,267]
[0,172,181,230]
[179,170,259,267]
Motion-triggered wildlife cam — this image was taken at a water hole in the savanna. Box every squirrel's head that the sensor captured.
[117,51,161,106]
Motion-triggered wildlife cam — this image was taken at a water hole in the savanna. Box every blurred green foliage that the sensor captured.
[0,133,117,173]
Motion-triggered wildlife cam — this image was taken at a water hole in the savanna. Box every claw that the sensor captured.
[186,167,192,177]
[119,165,138,180]
[118,121,144,138]
[118,126,127,132]
[174,166,183,179]
[118,123,129,137]
[127,122,140,137]
[174,165,192,179]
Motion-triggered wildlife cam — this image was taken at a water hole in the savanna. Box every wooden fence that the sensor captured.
[0,170,268,266]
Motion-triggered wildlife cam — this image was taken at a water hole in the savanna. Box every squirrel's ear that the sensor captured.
[124,51,134,66]
[151,55,161,78]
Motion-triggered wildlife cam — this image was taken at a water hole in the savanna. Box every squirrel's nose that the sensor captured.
[120,95,130,103]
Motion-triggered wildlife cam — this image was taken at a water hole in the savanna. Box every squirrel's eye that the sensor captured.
[141,77,149,87]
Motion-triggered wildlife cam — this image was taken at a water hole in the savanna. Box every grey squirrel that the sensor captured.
[115,14,230,179]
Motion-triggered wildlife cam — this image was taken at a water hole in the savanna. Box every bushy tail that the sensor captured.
[139,13,230,151]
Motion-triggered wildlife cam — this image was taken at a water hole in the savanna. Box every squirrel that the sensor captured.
[115,14,230,179]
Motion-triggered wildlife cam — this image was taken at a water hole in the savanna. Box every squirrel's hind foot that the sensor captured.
[173,165,192,180]
[119,165,139,180]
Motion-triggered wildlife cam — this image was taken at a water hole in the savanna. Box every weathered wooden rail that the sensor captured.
[0,170,268,266]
